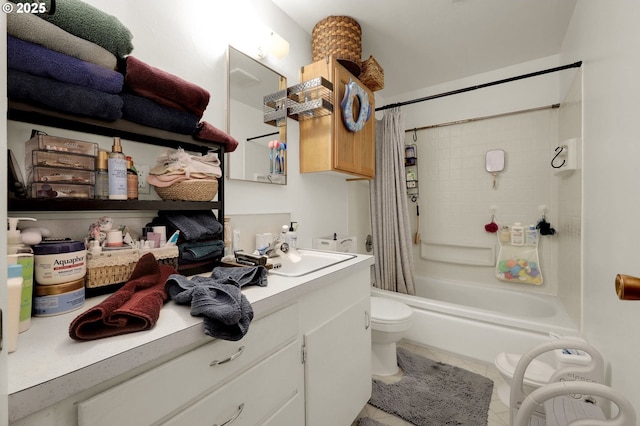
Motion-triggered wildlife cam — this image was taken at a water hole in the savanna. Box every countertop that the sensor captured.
[8,252,374,422]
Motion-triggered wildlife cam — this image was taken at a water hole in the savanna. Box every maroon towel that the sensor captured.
[69,253,177,341]
[194,121,239,153]
[124,56,210,118]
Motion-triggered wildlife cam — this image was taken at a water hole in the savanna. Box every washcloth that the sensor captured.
[158,210,223,241]
[211,266,268,288]
[7,12,118,70]
[194,121,239,153]
[179,240,225,265]
[69,253,177,341]
[8,69,123,121]
[10,0,133,58]
[124,56,210,118]
[8,35,124,94]
[149,148,222,178]
[165,267,265,340]
[146,174,214,188]
[120,92,199,135]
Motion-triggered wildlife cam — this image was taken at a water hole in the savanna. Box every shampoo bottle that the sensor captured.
[7,217,35,332]
[510,222,524,246]
[525,225,538,246]
[108,137,127,200]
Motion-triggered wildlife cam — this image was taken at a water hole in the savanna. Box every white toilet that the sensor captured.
[370,296,413,376]
[494,351,555,406]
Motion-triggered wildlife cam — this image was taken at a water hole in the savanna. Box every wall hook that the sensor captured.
[551,146,566,169]
[413,129,418,142]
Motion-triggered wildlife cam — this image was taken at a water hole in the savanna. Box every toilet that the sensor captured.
[494,351,555,406]
[370,296,413,376]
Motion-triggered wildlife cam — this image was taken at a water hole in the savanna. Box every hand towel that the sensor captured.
[211,266,268,288]
[7,12,117,70]
[120,92,199,135]
[194,121,239,153]
[10,0,133,58]
[8,35,124,94]
[165,269,261,341]
[158,210,223,241]
[8,69,123,121]
[179,240,225,265]
[69,253,177,341]
[124,56,211,118]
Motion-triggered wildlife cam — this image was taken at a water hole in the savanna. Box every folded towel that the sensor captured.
[10,0,133,58]
[179,240,225,265]
[120,92,199,135]
[8,35,124,94]
[158,210,223,241]
[165,269,262,341]
[69,253,177,341]
[7,12,117,70]
[194,121,239,153]
[124,56,210,118]
[8,69,123,121]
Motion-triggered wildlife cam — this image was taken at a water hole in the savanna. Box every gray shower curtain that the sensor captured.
[369,107,416,295]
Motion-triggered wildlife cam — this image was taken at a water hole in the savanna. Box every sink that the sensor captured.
[269,249,356,277]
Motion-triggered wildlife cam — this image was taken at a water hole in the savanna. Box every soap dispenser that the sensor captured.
[288,222,298,250]
[7,217,36,332]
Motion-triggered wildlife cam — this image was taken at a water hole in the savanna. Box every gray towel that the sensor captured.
[211,266,268,288]
[165,272,256,341]
[158,211,223,241]
[7,13,117,70]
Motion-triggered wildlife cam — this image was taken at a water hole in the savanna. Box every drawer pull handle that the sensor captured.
[214,403,244,426]
[210,346,245,366]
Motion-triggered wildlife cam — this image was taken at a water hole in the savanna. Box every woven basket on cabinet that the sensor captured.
[360,55,384,92]
[312,16,362,76]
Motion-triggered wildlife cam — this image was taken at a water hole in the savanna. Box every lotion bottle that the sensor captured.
[108,137,127,200]
[6,264,24,352]
[510,222,524,246]
[525,225,538,246]
[287,222,298,250]
[7,217,35,332]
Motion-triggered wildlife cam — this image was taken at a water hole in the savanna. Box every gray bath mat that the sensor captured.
[369,347,494,426]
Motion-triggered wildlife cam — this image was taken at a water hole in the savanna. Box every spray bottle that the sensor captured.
[7,217,36,332]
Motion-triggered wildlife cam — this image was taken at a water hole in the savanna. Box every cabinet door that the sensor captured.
[333,65,375,178]
[304,295,371,426]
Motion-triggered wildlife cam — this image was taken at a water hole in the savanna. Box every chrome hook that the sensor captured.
[413,129,418,142]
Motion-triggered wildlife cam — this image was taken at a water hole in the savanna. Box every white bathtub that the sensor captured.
[372,277,579,364]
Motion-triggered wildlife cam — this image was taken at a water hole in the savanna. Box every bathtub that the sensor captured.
[371,277,579,364]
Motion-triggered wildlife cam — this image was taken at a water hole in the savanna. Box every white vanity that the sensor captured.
[8,253,374,426]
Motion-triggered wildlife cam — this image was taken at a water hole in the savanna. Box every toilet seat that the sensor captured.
[370,297,413,324]
[495,352,555,387]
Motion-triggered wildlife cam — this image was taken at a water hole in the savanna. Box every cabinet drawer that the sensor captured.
[77,303,298,426]
[161,341,302,426]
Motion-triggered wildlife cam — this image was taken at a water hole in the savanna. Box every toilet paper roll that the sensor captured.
[615,274,640,300]
[106,230,123,247]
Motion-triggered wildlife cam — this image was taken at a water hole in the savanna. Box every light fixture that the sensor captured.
[257,30,290,60]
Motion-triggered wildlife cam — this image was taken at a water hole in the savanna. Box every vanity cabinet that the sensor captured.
[299,57,375,179]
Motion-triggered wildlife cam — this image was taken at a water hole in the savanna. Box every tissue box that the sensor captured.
[312,236,357,253]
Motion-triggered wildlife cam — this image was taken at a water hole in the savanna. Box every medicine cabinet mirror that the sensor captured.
[226,46,287,185]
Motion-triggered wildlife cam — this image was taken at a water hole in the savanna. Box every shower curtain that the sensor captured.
[369,107,416,295]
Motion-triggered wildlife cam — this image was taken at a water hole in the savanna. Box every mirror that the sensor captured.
[226,46,287,184]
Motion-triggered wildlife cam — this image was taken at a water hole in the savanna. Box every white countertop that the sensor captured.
[8,252,374,422]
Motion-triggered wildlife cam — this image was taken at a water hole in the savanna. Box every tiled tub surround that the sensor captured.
[8,254,374,424]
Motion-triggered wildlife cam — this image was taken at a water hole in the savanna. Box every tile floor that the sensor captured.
[352,340,511,426]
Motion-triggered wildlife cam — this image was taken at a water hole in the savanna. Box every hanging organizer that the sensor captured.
[405,143,418,201]
[495,229,543,285]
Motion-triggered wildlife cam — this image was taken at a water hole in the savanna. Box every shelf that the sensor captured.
[8,197,222,212]
[8,101,222,155]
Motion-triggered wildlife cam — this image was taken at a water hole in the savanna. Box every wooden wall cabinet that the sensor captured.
[299,57,375,179]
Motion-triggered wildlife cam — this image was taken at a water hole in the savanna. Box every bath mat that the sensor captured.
[357,418,387,426]
[369,347,494,426]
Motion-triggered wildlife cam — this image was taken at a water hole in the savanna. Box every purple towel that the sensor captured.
[120,92,199,135]
[8,35,123,94]
[8,69,123,121]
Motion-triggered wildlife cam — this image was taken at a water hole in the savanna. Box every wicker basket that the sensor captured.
[312,16,362,76]
[153,179,218,201]
[360,55,384,92]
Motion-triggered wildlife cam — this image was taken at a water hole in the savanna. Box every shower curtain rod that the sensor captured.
[406,103,559,134]
[376,61,582,112]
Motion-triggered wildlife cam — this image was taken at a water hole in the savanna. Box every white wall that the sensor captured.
[560,0,640,413]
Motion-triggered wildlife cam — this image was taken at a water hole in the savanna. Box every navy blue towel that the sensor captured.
[8,69,123,121]
[120,93,200,135]
[8,35,124,94]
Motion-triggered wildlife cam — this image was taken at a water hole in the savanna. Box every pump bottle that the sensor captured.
[7,217,36,332]
[108,137,127,200]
